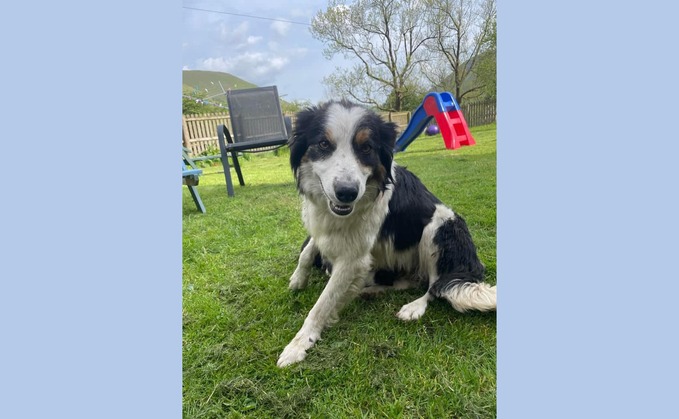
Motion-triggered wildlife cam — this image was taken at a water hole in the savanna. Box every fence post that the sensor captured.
[182,115,191,150]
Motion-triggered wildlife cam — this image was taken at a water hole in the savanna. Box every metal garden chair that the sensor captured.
[217,86,291,197]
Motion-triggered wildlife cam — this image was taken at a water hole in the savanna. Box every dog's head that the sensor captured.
[289,100,397,217]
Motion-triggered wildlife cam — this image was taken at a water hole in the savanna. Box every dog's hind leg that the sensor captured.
[398,212,496,319]
[289,236,319,290]
[278,256,370,367]
[428,215,496,313]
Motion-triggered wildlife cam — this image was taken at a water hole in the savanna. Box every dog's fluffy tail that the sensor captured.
[430,276,496,312]
[445,282,496,312]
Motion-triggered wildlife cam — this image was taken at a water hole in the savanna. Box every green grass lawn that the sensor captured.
[183,123,497,418]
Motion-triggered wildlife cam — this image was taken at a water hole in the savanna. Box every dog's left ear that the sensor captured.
[377,120,398,183]
[379,120,398,149]
[289,106,317,175]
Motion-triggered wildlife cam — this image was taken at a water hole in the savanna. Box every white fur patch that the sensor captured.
[445,283,497,312]
[324,103,367,144]
[418,204,458,284]
[315,104,372,205]
[396,293,433,321]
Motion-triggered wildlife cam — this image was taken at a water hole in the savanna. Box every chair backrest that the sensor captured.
[226,86,289,145]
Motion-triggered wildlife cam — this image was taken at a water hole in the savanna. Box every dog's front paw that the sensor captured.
[277,342,308,367]
[396,299,427,321]
[288,271,308,290]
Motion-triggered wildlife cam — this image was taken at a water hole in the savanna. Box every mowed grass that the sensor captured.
[183,123,497,418]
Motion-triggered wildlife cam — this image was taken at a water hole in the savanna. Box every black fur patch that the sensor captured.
[300,236,331,272]
[300,236,320,269]
[428,216,485,297]
[379,167,441,250]
[289,103,332,189]
[373,269,399,286]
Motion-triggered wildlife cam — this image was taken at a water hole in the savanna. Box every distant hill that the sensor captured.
[182,70,258,107]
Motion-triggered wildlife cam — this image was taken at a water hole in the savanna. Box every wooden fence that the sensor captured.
[182,100,496,157]
[378,99,497,130]
[379,111,412,132]
[182,113,298,157]
[461,99,497,127]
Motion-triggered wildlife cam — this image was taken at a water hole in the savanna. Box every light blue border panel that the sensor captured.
[1,1,182,417]
[498,1,679,418]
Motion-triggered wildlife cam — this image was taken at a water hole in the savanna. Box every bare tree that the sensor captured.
[311,0,434,111]
[422,0,496,105]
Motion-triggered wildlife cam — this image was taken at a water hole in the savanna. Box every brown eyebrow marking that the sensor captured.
[325,129,334,142]
[354,128,372,145]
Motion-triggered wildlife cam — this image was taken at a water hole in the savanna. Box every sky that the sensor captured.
[182,0,349,104]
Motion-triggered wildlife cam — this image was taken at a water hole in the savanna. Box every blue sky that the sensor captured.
[183,0,347,103]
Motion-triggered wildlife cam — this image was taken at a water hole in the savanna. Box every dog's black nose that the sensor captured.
[334,181,359,203]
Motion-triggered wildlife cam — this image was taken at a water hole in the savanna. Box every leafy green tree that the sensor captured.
[383,82,429,112]
[472,16,496,100]
[280,99,312,114]
[182,91,224,115]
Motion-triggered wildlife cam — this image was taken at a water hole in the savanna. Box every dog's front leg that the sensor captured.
[277,256,370,367]
[289,237,318,290]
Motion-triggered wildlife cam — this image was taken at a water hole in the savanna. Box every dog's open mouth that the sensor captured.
[329,201,353,216]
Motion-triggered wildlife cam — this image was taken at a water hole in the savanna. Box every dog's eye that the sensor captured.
[318,140,330,150]
[359,143,372,154]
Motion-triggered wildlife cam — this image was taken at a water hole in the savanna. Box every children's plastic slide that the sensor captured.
[393,92,476,152]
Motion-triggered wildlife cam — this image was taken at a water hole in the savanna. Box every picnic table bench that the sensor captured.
[182,147,206,213]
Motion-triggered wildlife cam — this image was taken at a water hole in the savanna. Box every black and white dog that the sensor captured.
[277,100,496,367]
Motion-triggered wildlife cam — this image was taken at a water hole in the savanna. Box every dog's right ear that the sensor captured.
[289,106,317,175]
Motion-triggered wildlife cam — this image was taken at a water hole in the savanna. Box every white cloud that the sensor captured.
[235,35,264,50]
[270,20,291,36]
[268,56,288,70]
[199,52,291,84]
[220,21,250,43]
[183,1,333,102]
[200,56,234,73]
[232,21,250,37]
[289,47,309,57]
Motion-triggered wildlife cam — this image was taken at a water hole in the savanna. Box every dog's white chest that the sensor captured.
[301,198,386,262]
